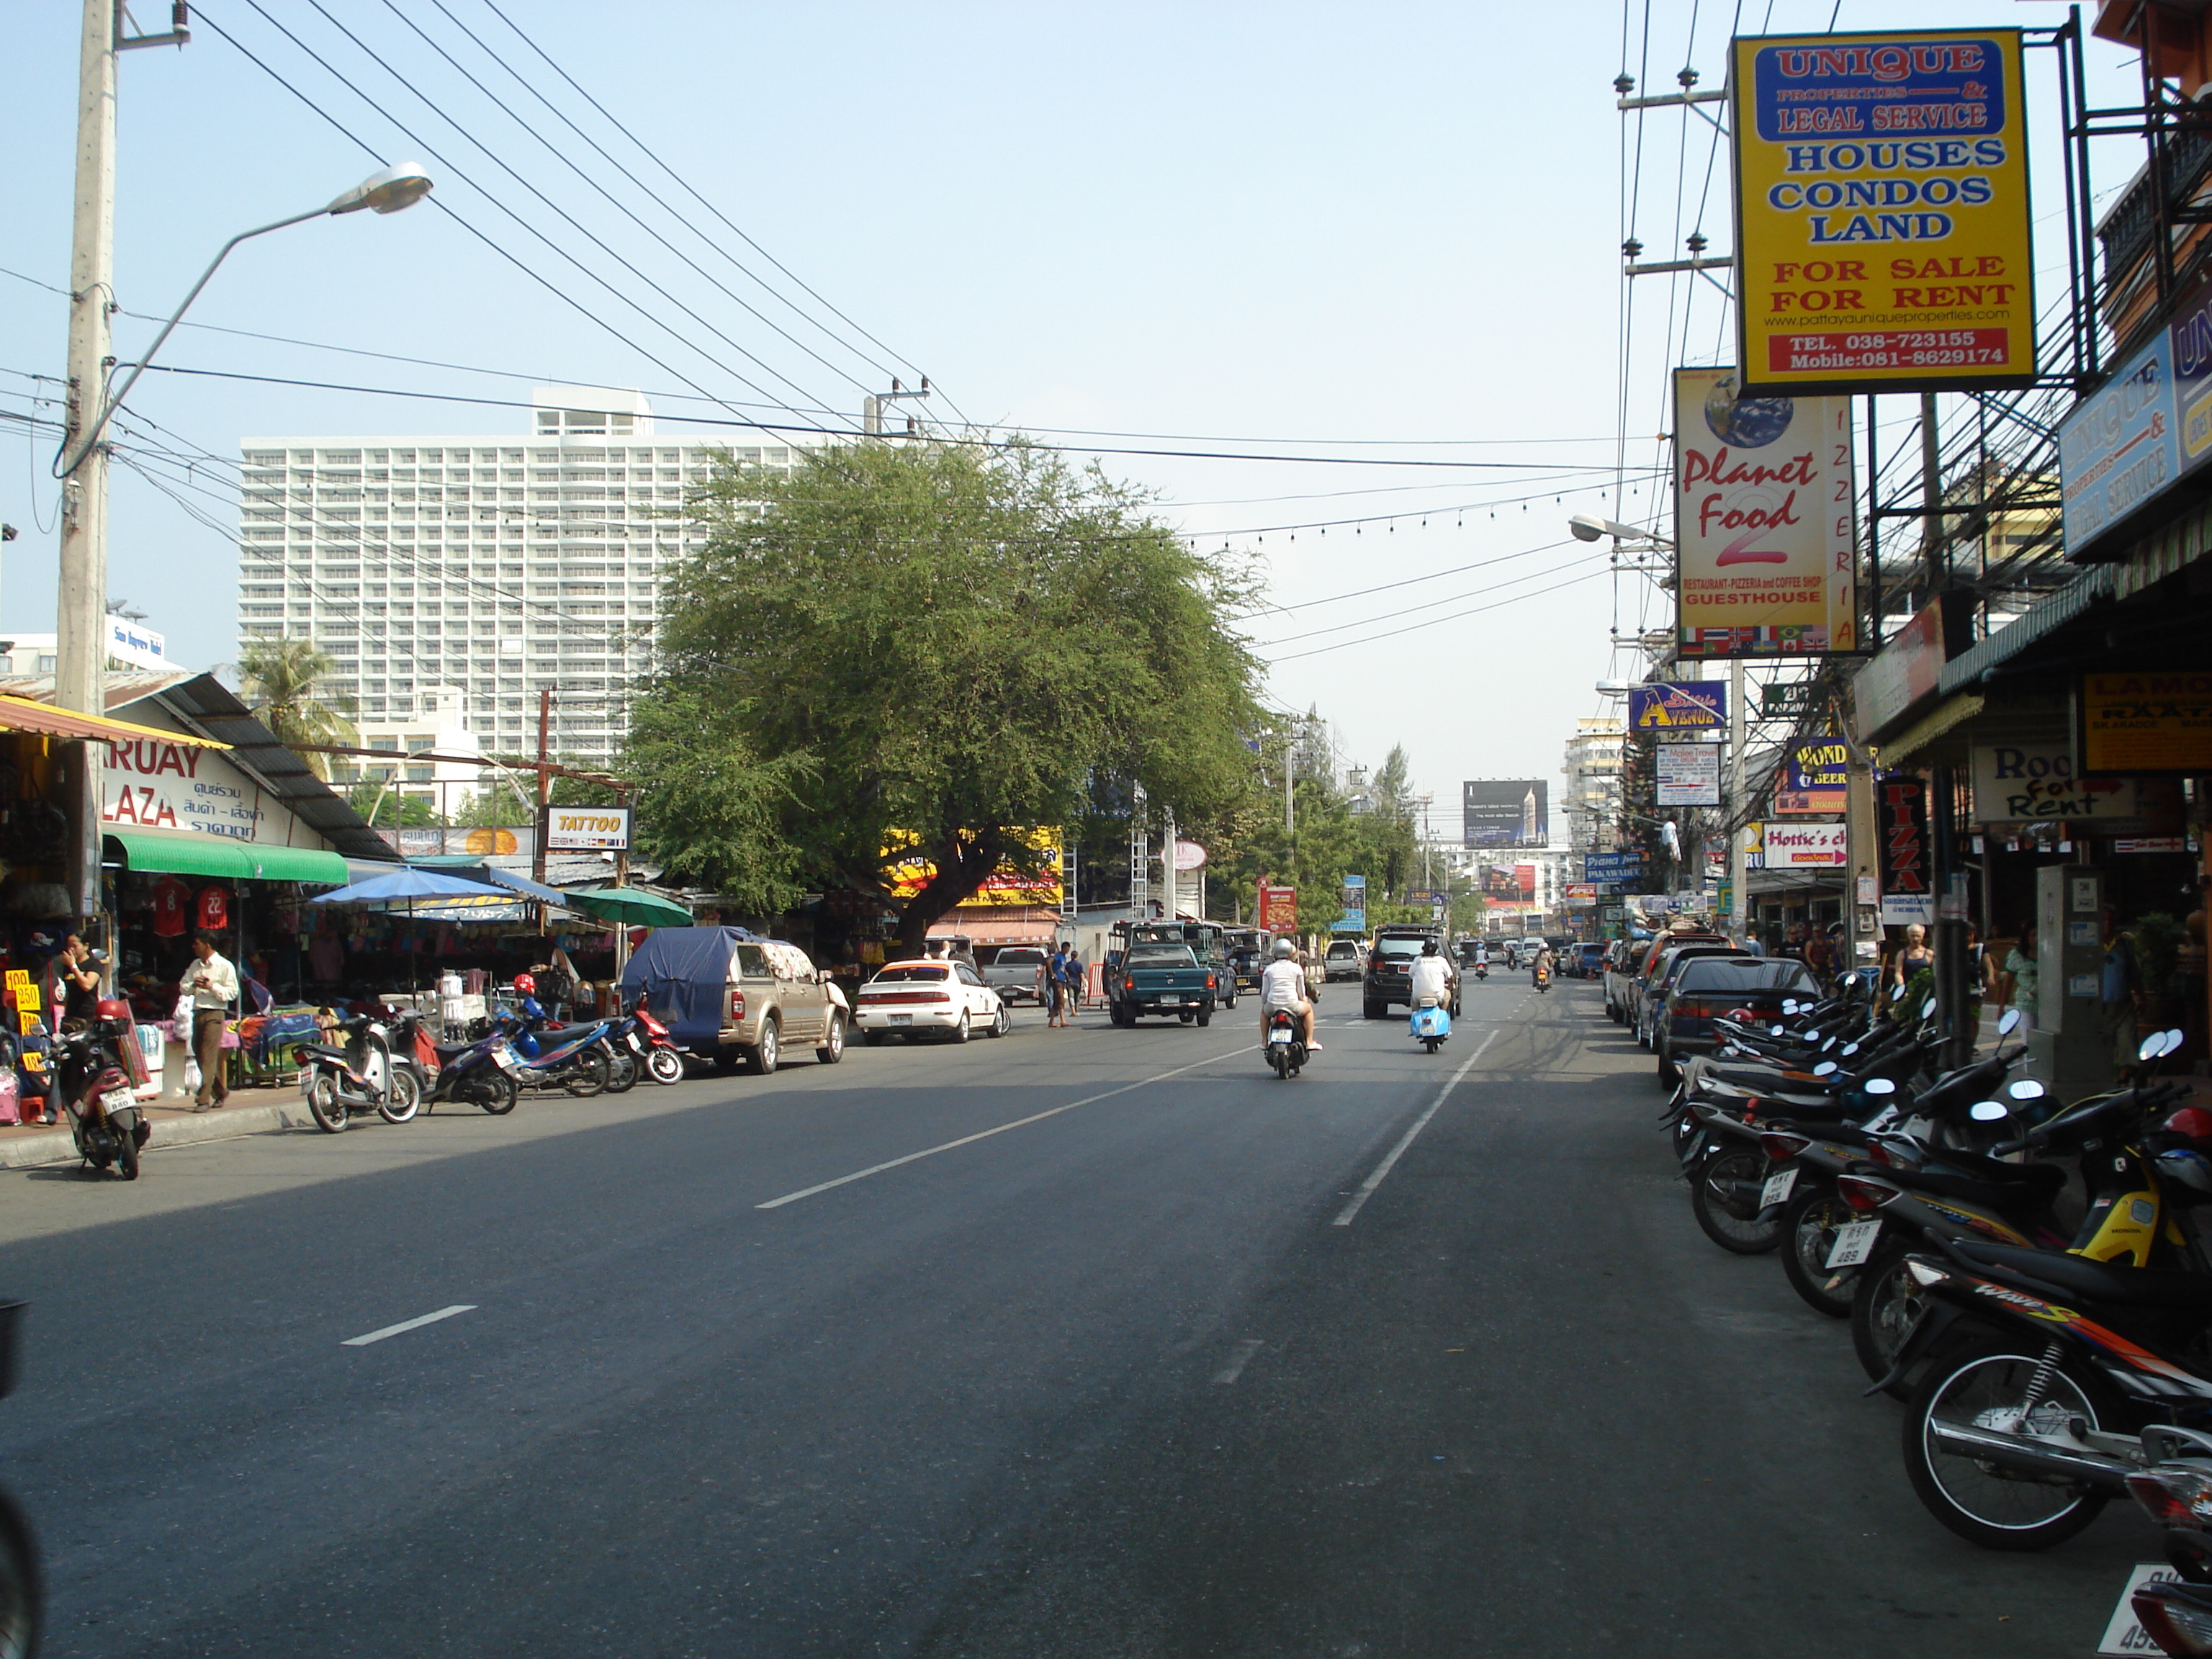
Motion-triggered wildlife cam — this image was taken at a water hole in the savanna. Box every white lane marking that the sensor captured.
[1331,1030,1498,1228]
[757,1045,1251,1209]
[341,1305,476,1347]
[1213,1338,1264,1385]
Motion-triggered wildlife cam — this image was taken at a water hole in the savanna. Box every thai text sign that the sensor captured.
[2080,671,2212,774]
[1731,30,2035,394]
[1673,367,1858,658]
[547,806,631,851]
[1970,742,2135,823]
[1656,743,1722,806]
[1629,680,1727,733]
[103,736,264,841]
[1583,852,1645,882]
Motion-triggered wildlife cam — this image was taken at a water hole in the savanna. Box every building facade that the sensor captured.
[1560,716,1625,849]
[236,387,806,770]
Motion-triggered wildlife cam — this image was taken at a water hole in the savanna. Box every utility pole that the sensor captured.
[531,688,552,889]
[862,377,930,436]
[1727,657,1748,943]
[1163,805,1178,919]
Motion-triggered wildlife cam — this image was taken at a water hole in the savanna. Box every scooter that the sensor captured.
[387,1009,522,1116]
[1535,967,1552,994]
[1410,997,1452,1053]
[1264,1007,1308,1080]
[55,1000,150,1179]
[631,1003,685,1084]
[297,1011,420,1133]
[492,1006,613,1096]
[0,1298,40,1659]
[1473,961,1488,981]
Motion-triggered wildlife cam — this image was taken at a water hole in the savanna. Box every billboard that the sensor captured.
[1462,779,1548,848]
[547,806,631,851]
[1673,368,1858,659]
[1335,874,1367,935]
[1628,680,1727,736]
[1513,863,1537,898]
[1479,866,1521,900]
[1656,744,1722,806]
[1257,884,1298,932]
[1730,30,2035,395]
[886,827,1063,907]
[1775,736,1850,814]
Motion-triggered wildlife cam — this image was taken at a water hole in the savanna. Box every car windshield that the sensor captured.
[872,965,949,983]
[1127,945,1196,965]
[1676,960,1817,994]
[1377,938,1427,958]
[1326,943,1358,957]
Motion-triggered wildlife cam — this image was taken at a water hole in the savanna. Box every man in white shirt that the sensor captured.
[1258,938,1321,1052]
[184,931,240,1112]
[1408,938,1452,1014]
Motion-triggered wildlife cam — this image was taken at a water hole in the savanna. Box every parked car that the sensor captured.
[1363,925,1457,1019]
[1614,930,1726,1038]
[1653,955,1820,1084]
[1601,939,1642,1021]
[854,959,1012,1044]
[1633,943,1751,1051]
[976,945,1049,1005]
[618,926,849,1075]
[1323,940,1364,981]
[1574,943,1606,979]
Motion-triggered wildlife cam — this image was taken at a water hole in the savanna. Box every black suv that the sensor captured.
[1363,925,1458,1020]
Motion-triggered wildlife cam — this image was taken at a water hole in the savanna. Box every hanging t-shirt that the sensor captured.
[197,886,230,931]
[150,877,192,938]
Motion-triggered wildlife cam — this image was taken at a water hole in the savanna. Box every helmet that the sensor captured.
[1421,939,1438,955]
[2158,1148,2212,1198]
[513,973,536,995]
[94,997,131,1027]
[1272,938,1297,959]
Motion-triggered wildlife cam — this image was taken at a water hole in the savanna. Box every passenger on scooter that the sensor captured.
[1408,939,1452,1015]
[1259,938,1321,1053]
[1531,944,1555,987]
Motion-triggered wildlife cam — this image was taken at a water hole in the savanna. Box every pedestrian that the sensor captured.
[2000,924,2038,1033]
[1046,943,1069,1028]
[2102,914,2141,1083]
[50,934,102,1032]
[182,930,239,1112]
[1063,943,1085,1015]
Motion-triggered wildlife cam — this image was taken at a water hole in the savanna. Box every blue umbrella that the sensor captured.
[310,868,511,905]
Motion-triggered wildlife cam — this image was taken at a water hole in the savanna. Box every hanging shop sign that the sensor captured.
[1564,883,1599,909]
[1730,29,2036,395]
[1761,680,1820,716]
[102,736,264,842]
[1743,822,1766,868]
[2057,330,2177,560]
[1673,367,1858,659]
[1851,592,1969,737]
[1656,743,1722,806]
[377,826,535,858]
[1773,735,1851,814]
[1876,773,1933,925]
[1335,873,1367,936]
[546,805,632,851]
[1969,741,2136,823]
[1764,819,1849,866]
[1256,884,1298,933]
[1629,680,1728,734]
[2078,670,2212,775]
[1583,851,1646,883]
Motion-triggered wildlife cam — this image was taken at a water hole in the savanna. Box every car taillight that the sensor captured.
[1835,1174,1899,1212]
[1123,976,1135,992]
[1206,974,1216,989]
[2127,1465,2212,1530]
[728,989,745,1021]
[1758,1131,1811,1163]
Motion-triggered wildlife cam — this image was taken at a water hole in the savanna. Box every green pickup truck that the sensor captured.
[1108,943,1220,1026]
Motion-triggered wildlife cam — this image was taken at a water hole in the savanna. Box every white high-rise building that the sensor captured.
[235,387,809,770]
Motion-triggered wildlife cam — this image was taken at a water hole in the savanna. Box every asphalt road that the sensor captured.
[0,979,2159,1656]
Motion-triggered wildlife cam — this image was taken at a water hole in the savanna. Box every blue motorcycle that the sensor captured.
[389,1009,523,1116]
[491,1006,614,1097]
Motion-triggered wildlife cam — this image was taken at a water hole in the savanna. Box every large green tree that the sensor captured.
[237,638,358,781]
[632,439,1264,950]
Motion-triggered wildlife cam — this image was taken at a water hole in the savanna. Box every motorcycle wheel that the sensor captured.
[475,1072,519,1116]
[1423,1036,1441,1053]
[564,1048,611,1098]
[0,1486,42,1659]
[307,1074,350,1133]
[1688,1147,1785,1254]
[604,1048,639,1094]
[1779,1187,1860,1318]
[647,1048,684,1084]
[1902,1337,2115,1551]
[117,1126,140,1182]
[377,1069,422,1125]
[1851,1241,1926,1398]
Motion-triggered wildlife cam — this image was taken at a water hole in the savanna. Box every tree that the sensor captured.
[637,440,1264,953]
[346,783,439,828]
[1358,743,1420,900]
[237,639,358,780]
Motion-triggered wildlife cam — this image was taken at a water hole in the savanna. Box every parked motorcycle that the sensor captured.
[492,1006,612,1097]
[1264,1007,1308,1080]
[631,1003,685,1084]
[56,998,150,1179]
[386,1009,521,1116]
[297,1010,420,1133]
[0,1299,39,1659]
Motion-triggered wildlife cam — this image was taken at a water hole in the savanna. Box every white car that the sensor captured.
[854,959,1012,1044]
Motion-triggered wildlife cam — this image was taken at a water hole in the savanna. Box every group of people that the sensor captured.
[1043,942,1085,1028]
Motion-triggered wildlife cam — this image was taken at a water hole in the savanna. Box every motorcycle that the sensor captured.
[1534,967,1551,993]
[0,1299,40,1659]
[1474,961,1488,981]
[386,1009,521,1116]
[56,998,150,1179]
[1264,1007,1308,1080]
[297,1010,420,1133]
[1410,997,1451,1053]
[492,1006,613,1096]
[631,1003,685,1085]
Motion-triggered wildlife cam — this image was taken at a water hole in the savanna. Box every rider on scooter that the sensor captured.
[1408,938,1452,1020]
[1531,943,1555,987]
[1259,938,1321,1053]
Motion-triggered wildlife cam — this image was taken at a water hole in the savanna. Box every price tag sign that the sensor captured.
[4,969,27,990]
[14,984,42,1014]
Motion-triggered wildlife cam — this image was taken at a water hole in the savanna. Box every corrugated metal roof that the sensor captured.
[1938,567,2116,695]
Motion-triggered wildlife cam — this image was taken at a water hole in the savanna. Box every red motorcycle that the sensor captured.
[625,1002,685,1085]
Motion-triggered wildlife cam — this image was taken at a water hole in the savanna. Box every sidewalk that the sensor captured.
[0,1084,314,1170]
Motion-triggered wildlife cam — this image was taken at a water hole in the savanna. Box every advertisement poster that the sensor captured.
[1673,367,1858,658]
[1731,30,2035,394]
[1462,779,1549,847]
[886,827,1062,906]
[1336,874,1367,935]
[1765,820,1848,865]
[1877,775,1933,925]
[1564,883,1598,909]
[1513,863,1537,898]
[1775,736,1851,814]
[1657,744,1722,806]
[1480,866,1521,899]
[1629,680,1728,735]
[546,805,632,851]
[1256,884,1298,933]
[2079,671,2212,775]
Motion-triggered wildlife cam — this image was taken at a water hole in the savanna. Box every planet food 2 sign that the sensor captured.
[1730,30,2035,394]
[1673,367,1858,658]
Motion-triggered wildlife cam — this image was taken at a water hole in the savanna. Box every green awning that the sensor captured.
[565,886,693,928]
[105,832,346,885]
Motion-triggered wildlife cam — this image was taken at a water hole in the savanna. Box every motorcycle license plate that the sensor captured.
[1761,1167,1798,1209]
[1825,1220,1881,1269]
[1269,1030,1291,1046]
[493,1048,519,1073]
[99,1087,135,1113]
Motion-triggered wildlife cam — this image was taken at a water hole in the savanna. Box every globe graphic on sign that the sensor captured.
[1703,374,1793,449]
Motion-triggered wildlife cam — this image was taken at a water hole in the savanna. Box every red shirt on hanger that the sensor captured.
[196,886,230,932]
[150,878,192,938]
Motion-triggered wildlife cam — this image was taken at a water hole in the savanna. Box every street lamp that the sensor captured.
[57,161,433,477]
[1569,513,1673,546]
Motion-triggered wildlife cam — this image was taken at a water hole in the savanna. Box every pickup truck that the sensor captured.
[1108,943,1219,1027]
[977,945,1048,1005]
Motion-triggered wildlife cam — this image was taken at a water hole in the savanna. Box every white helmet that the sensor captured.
[1273,938,1298,959]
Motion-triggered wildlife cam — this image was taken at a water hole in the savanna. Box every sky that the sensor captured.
[0,1,2149,835]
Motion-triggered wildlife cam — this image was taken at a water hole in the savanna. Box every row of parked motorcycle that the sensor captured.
[1666,971,2212,1650]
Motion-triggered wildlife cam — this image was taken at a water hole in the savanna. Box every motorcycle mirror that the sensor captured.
[2141,1030,2167,1062]
[1821,1035,1836,1051]
[1920,997,1938,1020]
[2164,1028,2188,1058]
[1969,1100,2010,1123]
[1997,1007,2022,1035]
[1814,1060,1838,1076]
[2008,1078,2046,1100]
[1842,1042,1861,1056]
[1865,1076,1897,1096]
[1781,999,1799,1015]
[1770,1024,1784,1036]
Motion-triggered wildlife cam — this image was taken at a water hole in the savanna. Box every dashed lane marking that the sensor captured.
[341,1305,476,1347]
[1331,1030,1499,1228]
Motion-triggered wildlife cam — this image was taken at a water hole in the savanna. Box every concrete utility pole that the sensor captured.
[532,688,553,888]
[1727,657,1748,943]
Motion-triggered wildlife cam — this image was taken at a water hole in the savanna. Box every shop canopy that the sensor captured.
[403,859,566,906]
[104,832,347,884]
[565,886,692,929]
[0,693,229,750]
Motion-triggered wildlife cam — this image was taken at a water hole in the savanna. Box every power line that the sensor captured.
[1267,565,1614,664]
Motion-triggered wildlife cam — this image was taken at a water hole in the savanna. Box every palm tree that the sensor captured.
[236,639,359,780]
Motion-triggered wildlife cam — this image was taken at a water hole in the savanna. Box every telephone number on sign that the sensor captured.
[1791,349,2009,369]
[1769,327,2011,373]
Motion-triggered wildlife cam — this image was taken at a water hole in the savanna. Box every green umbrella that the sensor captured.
[565,886,693,930]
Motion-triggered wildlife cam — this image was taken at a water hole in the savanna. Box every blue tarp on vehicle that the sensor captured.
[618,925,759,1053]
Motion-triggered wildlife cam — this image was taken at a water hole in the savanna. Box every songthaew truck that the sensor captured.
[1105,920,1231,1027]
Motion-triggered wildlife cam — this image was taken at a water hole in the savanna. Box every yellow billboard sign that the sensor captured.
[1731,29,2034,393]
[884,827,1063,907]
